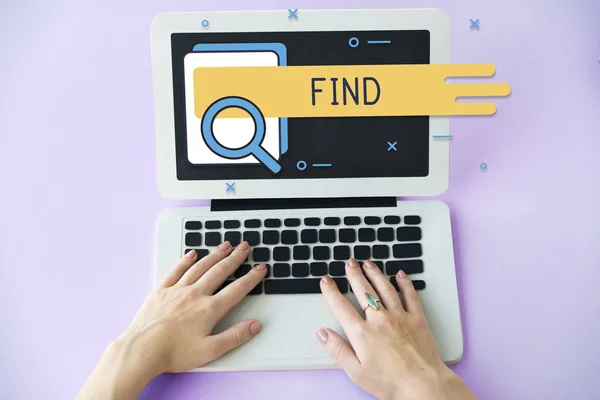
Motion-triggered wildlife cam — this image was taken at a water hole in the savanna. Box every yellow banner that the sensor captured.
[193,64,511,119]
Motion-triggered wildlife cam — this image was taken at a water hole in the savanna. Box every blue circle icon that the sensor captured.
[201,97,281,174]
[348,37,360,48]
[480,162,488,171]
[296,160,307,171]
[202,19,209,28]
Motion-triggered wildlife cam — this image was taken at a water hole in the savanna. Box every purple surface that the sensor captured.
[1,0,599,399]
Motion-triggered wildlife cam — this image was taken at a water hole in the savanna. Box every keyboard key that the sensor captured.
[264,219,282,228]
[391,277,425,291]
[253,247,270,262]
[198,249,210,258]
[205,232,221,246]
[293,246,310,260]
[384,215,401,224]
[372,245,389,259]
[281,230,298,245]
[313,246,330,260]
[329,262,346,276]
[273,247,290,261]
[310,262,328,276]
[243,231,260,246]
[358,228,376,242]
[396,227,422,241]
[224,231,241,247]
[304,217,321,226]
[404,215,421,225]
[224,220,240,229]
[301,229,318,244]
[364,216,381,225]
[205,220,221,229]
[265,278,348,294]
[273,263,291,278]
[377,227,395,242]
[185,248,210,259]
[392,243,422,258]
[354,245,371,260]
[373,261,384,271]
[234,264,252,278]
[339,229,356,243]
[185,221,202,230]
[263,230,280,245]
[319,229,336,243]
[344,216,361,225]
[292,263,310,277]
[284,218,301,227]
[245,219,261,228]
[185,233,202,247]
[324,217,341,226]
[386,260,424,275]
[334,246,351,260]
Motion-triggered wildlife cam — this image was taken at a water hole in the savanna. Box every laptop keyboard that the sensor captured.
[183,214,426,295]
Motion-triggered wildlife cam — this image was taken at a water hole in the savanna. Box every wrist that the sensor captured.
[100,334,161,396]
[386,366,475,400]
[437,367,477,400]
[76,334,161,400]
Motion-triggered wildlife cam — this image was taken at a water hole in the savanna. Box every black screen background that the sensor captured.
[171,30,430,180]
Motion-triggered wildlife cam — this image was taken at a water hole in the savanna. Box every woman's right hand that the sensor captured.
[317,258,477,400]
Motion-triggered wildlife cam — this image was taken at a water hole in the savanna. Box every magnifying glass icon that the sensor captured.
[201,96,282,174]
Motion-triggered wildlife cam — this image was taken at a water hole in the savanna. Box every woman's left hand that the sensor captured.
[76,241,266,400]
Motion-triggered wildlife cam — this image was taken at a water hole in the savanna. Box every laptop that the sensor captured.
[150,8,463,371]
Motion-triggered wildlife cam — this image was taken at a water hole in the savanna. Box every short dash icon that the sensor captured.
[367,40,391,45]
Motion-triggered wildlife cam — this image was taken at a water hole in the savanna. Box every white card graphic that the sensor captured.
[184,51,281,165]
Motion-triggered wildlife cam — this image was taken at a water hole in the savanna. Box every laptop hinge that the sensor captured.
[210,197,397,212]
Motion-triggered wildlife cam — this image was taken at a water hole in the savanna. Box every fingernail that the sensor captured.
[255,264,267,271]
[249,321,263,335]
[316,329,329,343]
[322,275,333,284]
[185,249,196,258]
[398,270,406,278]
[237,241,249,250]
[218,241,231,250]
[364,260,376,269]
[347,258,358,268]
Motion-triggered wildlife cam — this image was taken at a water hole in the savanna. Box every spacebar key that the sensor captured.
[265,278,348,294]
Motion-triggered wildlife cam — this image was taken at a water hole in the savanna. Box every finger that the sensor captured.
[345,258,382,314]
[212,264,268,320]
[316,328,361,374]
[320,275,364,333]
[195,241,252,294]
[178,241,233,286]
[158,250,198,288]
[395,270,425,315]
[205,319,263,362]
[362,260,403,312]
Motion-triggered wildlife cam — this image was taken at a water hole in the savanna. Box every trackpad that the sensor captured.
[209,293,359,369]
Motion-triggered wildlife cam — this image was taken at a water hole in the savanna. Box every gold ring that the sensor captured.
[362,292,382,312]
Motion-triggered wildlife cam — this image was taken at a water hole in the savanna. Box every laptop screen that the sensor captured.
[170,30,430,181]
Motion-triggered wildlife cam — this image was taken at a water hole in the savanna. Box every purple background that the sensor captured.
[1,0,599,399]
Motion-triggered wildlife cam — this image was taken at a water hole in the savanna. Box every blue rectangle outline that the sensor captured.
[191,43,289,154]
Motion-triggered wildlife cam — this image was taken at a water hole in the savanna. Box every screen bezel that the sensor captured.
[151,9,450,200]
